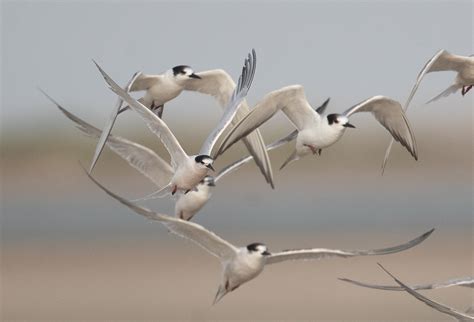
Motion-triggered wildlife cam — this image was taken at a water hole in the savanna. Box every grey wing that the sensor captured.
[184,69,236,106]
[404,49,452,112]
[89,71,142,174]
[86,172,239,260]
[265,229,434,265]
[343,96,418,161]
[48,94,173,187]
[214,130,296,182]
[381,50,459,172]
[200,49,256,157]
[216,85,319,157]
[185,61,274,189]
[378,264,474,321]
[339,276,474,291]
[426,84,462,104]
[129,73,160,92]
[93,61,188,169]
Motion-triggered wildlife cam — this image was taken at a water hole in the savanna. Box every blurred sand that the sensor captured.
[2,232,472,320]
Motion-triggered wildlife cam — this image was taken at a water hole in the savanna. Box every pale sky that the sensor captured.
[1,0,472,135]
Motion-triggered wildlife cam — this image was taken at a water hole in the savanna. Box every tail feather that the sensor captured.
[280,150,300,170]
[213,284,229,305]
[426,84,460,104]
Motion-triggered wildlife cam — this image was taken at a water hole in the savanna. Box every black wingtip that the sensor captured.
[423,228,435,239]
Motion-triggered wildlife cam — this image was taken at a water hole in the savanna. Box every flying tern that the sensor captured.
[90,59,274,189]
[88,65,200,173]
[93,50,256,195]
[382,50,474,172]
[215,85,418,169]
[85,173,435,304]
[377,264,474,321]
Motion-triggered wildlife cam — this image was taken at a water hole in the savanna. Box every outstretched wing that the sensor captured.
[265,229,434,265]
[86,172,239,261]
[381,49,468,173]
[216,85,319,157]
[48,97,173,188]
[343,96,418,162]
[184,69,236,107]
[89,71,142,173]
[93,61,188,169]
[129,73,160,92]
[378,264,474,321]
[339,276,474,291]
[200,49,256,157]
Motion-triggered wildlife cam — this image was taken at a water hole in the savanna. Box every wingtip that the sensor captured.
[377,262,396,280]
[91,58,99,68]
[87,163,96,175]
[425,228,435,237]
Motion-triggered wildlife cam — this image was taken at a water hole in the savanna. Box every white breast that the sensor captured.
[225,250,265,289]
[172,158,209,191]
[457,60,474,85]
[174,185,211,220]
[296,123,344,156]
[146,77,184,106]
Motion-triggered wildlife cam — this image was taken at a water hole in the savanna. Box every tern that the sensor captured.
[86,173,434,304]
[89,59,274,190]
[172,133,293,220]
[381,50,474,172]
[87,65,198,173]
[377,264,474,321]
[93,50,256,195]
[339,276,473,291]
[215,85,418,169]
[51,94,310,220]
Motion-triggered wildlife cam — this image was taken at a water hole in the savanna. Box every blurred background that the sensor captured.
[1,0,472,320]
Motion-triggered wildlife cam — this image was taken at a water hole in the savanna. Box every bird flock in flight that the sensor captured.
[42,48,473,319]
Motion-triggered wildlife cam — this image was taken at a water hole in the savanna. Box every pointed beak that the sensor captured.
[262,251,271,256]
[189,73,201,79]
[207,164,215,172]
[343,122,356,128]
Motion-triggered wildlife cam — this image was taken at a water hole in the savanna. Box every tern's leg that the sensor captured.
[150,102,164,119]
[303,144,318,155]
[462,85,472,96]
[171,185,178,195]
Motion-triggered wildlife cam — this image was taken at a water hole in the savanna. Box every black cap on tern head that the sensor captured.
[195,155,215,171]
[172,65,201,79]
[327,113,340,125]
